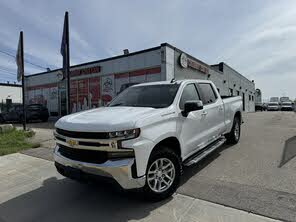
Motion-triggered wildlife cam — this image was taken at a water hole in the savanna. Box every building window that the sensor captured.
[249,95,251,101]
[252,96,254,101]
[237,90,240,96]
[229,88,233,96]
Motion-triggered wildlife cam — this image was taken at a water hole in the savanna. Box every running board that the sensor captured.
[183,137,227,166]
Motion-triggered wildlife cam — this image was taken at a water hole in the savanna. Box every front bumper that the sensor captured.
[54,146,146,189]
[281,106,293,111]
[267,107,279,111]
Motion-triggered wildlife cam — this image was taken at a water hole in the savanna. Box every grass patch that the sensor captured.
[0,129,39,156]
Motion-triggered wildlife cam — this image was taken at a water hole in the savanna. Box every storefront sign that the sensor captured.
[179,53,209,74]
[70,66,101,77]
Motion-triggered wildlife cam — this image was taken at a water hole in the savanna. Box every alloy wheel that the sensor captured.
[147,158,175,193]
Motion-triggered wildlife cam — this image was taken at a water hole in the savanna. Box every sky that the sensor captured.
[0,0,295,100]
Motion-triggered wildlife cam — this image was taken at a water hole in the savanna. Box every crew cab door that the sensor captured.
[178,83,210,158]
[197,82,225,142]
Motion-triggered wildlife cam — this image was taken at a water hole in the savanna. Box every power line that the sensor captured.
[0,65,15,73]
[0,76,16,81]
[0,68,16,76]
[0,65,29,76]
[0,49,49,70]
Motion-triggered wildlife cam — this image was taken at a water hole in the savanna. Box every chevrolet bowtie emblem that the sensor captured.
[67,139,78,147]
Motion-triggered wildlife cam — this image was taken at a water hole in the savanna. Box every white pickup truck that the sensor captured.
[54,79,243,200]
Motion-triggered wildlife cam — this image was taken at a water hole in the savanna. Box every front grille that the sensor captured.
[78,141,106,147]
[56,128,109,139]
[58,145,108,164]
[55,135,66,142]
[57,145,134,164]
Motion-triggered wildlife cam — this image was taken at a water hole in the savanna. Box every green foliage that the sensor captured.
[0,129,39,156]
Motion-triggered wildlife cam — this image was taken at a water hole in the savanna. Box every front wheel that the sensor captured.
[0,116,4,123]
[142,147,182,201]
[225,116,241,144]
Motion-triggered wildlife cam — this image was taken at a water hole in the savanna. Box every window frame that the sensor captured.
[197,83,219,106]
[178,83,201,110]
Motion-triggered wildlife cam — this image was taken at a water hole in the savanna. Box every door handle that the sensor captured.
[201,111,208,116]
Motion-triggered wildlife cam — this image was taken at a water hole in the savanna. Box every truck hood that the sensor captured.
[55,106,164,132]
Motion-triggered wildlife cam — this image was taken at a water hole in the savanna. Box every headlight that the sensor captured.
[109,128,140,140]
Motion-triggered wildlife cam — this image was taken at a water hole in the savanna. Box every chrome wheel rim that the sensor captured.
[147,158,175,193]
[234,122,240,141]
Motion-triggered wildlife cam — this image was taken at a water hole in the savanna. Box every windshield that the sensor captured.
[270,97,279,102]
[109,84,180,108]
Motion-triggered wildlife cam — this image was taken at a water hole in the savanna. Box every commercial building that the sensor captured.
[25,43,256,116]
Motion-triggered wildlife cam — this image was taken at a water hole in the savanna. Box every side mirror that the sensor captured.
[182,100,203,117]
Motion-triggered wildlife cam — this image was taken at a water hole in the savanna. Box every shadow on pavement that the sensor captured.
[0,177,170,222]
[279,135,296,168]
[181,143,233,186]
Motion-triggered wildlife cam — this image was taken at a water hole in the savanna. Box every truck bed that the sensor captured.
[222,96,243,133]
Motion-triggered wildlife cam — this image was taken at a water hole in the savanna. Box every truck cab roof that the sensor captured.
[130,79,213,87]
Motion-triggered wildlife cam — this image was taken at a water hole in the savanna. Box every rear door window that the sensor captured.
[198,83,218,105]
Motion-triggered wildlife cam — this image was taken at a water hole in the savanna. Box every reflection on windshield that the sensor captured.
[109,84,180,108]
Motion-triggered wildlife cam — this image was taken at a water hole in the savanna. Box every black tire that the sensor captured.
[0,116,4,123]
[225,116,241,144]
[142,146,182,201]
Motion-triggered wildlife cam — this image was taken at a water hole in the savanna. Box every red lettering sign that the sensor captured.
[187,59,209,74]
[70,66,101,77]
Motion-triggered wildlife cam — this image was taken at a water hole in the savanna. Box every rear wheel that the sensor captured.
[142,147,182,201]
[225,116,241,144]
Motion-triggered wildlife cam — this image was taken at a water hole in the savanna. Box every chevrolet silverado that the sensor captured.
[54,79,243,200]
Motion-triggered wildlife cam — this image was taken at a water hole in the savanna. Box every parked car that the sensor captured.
[255,103,263,111]
[0,104,49,123]
[54,80,243,200]
[281,101,294,111]
[267,102,280,111]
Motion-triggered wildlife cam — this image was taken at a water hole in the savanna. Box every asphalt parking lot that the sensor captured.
[0,111,296,221]
[179,111,296,221]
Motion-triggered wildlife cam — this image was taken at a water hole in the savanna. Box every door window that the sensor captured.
[179,84,200,110]
[199,83,218,105]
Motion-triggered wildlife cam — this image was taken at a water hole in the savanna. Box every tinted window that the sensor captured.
[199,83,217,105]
[109,84,180,108]
[179,84,200,109]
